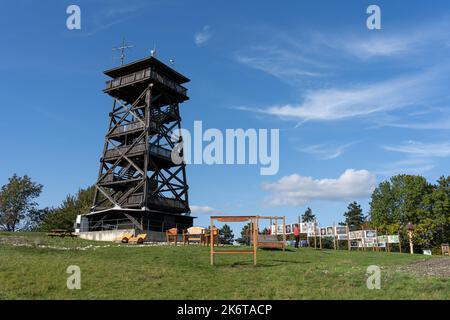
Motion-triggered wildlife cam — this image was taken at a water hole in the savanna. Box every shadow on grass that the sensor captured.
[211,258,310,269]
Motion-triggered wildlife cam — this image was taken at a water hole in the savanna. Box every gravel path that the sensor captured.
[397,258,450,277]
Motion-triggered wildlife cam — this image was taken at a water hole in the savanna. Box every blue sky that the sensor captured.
[1,0,450,233]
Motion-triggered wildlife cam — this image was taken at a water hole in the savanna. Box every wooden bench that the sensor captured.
[182,226,206,245]
[113,233,134,243]
[166,228,178,245]
[128,233,147,244]
[204,227,219,247]
[257,234,285,250]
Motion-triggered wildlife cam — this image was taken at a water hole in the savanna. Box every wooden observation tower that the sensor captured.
[86,54,193,233]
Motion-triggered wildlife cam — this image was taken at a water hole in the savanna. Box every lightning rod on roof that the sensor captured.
[150,43,157,57]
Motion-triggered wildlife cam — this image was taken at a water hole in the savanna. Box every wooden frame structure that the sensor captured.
[210,216,258,266]
[209,215,287,266]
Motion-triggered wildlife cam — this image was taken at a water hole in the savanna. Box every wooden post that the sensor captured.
[282,216,286,252]
[398,232,402,253]
[319,223,322,249]
[270,218,272,234]
[362,226,365,251]
[249,220,252,246]
[210,218,214,265]
[298,215,302,247]
[384,228,389,253]
[346,224,350,251]
[333,222,337,250]
[253,219,257,266]
[374,229,378,252]
[408,231,414,254]
[314,219,317,249]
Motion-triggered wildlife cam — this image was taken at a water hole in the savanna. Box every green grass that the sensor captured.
[0,232,449,299]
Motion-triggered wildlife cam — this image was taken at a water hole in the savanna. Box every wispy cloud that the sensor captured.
[233,20,449,85]
[378,118,450,130]
[190,205,220,215]
[375,158,435,176]
[234,18,450,129]
[76,2,150,37]
[338,19,450,60]
[298,141,359,160]
[235,45,324,85]
[383,140,450,158]
[263,169,377,206]
[345,37,414,59]
[376,140,450,176]
[257,70,439,122]
[194,25,214,46]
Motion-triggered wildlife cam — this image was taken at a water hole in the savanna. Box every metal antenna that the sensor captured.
[113,39,134,65]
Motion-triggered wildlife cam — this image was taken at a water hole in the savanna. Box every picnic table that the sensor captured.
[47,229,77,238]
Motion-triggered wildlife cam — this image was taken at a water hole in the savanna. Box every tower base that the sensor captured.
[81,208,194,233]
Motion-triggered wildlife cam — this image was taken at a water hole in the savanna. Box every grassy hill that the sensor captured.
[0,232,449,299]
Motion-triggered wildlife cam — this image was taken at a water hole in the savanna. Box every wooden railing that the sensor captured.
[105,68,187,96]
[109,120,160,138]
[110,121,144,136]
[126,193,188,210]
[104,143,172,161]
[104,143,146,158]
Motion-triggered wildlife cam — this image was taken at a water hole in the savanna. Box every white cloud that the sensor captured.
[377,140,450,176]
[190,205,219,215]
[339,19,450,60]
[235,45,324,85]
[380,118,450,130]
[194,25,213,46]
[342,35,416,59]
[298,141,359,160]
[383,141,450,158]
[259,72,435,122]
[375,158,435,176]
[234,19,450,126]
[263,169,377,206]
[79,3,150,37]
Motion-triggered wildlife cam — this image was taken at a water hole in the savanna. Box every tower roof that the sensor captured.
[104,55,190,84]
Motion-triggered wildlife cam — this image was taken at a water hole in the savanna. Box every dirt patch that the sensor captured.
[0,236,29,246]
[397,258,450,277]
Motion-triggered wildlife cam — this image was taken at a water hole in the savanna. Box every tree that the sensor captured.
[368,180,395,230]
[389,175,431,225]
[429,176,450,245]
[40,186,95,231]
[23,207,53,231]
[219,224,234,244]
[414,176,450,249]
[369,174,446,251]
[343,201,365,231]
[0,174,43,232]
[369,175,431,225]
[237,222,252,245]
[301,207,316,222]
